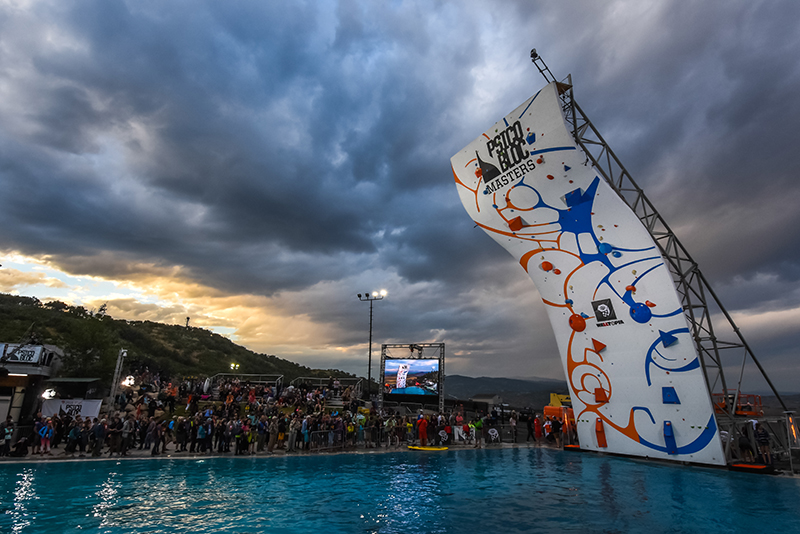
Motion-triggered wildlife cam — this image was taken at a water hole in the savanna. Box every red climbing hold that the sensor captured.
[645,300,656,307]
[475,168,483,178]
[592,339,606,353]
[569,314,586,332]
[536,157,543,164]
[541,261,553,272]
[509,217,523,231]
[625,285,636,292]
[553,268,561,275]
[547,174,554,180]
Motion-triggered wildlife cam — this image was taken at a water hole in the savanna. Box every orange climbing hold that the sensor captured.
[536,157,544,164]
[595,418,608,448]
[592,338,606,353]
[509,217,523,231]
[645,300,656,307]
[625,285,636,292]
[541,261,553,271]
[568,314,586,332]
[553,268,561,275]
[475,168,483,178]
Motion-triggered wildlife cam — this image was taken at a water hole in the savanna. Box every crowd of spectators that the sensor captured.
[0,371,582,460]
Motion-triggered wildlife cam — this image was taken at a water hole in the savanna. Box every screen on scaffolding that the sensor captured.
[383,358,439,396]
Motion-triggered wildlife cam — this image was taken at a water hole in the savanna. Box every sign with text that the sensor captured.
[2,344,43,364]
[42,399,102,419]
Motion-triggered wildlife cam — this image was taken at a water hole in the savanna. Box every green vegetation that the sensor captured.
[0,293,355,383]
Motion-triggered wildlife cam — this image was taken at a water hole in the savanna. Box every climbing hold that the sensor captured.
[547,174,555,180]
[625,285,636,293]
[596,418,608,448]
[475,168,483,178]
[645,300,656,308]
[632,270,637,275]
[526,132,535,144]
[662,386,680,405]
[564,165,571,172]
[540,261,553,271]
[592,339,606,353]
[508,217,523,232]
[630,302,652,324]
[612,251,622,258]
[580,312,589,319]
[536,157,544,164]
[568,314,586,332]
[553,268,561,275]
[664,421,677,455]
[563,188,586,207]
[594,388,609,403]
[658,330,678,347]
[598,243,613,254]
[565,299,573,305]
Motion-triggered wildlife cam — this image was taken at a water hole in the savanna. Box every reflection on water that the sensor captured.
[11,469,36,534]
[1,449,800,533]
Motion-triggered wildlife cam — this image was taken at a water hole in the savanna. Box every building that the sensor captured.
[0,343,62,422]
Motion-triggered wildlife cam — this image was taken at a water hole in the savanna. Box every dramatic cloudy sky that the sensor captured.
[1,0,799,392]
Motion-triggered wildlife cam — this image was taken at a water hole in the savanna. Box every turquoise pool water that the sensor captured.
[1,447,799,533]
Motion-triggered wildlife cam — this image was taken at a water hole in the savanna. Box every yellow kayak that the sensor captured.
[407,446,449,451]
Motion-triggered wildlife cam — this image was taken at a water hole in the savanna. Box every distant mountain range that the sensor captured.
[444,374,568,410]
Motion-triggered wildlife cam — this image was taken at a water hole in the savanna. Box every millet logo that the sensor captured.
[592,299,624,327]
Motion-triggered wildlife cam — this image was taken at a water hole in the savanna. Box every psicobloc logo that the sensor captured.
[478,120,536,195]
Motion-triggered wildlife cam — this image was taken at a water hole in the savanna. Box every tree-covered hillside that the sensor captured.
[0,293,354,383]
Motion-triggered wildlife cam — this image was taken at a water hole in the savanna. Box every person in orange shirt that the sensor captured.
[417,416,429,447]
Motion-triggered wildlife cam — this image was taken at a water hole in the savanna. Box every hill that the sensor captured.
[0,293,354,383]
[444,374,569,410]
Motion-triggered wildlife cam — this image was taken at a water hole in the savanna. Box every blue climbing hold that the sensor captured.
[526,132,535,144]
[663,421,677,454]
[598,243,613,254]
[564,165,571,172]
[611,251,622,258]
[662,386,680,404]
[580,312,589,319]
[659,330,678,347]
[630,302,652,324]
[565,299,573,305]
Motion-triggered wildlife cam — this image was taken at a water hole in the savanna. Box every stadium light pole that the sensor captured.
[357,289,387,400]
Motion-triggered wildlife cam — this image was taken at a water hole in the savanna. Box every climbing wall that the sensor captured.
[451,82,725,465]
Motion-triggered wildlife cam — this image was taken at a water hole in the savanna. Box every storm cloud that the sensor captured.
[1,0,799,391]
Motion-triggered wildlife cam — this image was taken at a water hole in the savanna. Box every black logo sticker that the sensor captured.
[592,299,617,321]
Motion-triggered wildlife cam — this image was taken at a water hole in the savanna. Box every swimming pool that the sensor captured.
[1,447,799,533]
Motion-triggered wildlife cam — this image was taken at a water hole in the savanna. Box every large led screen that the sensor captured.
[383,358,439,396]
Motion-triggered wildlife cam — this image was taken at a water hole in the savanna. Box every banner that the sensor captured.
[42,399,103,419]
[2,344,43,364]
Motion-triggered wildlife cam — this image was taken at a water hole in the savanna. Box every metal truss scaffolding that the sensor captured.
[528,50,788,446]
